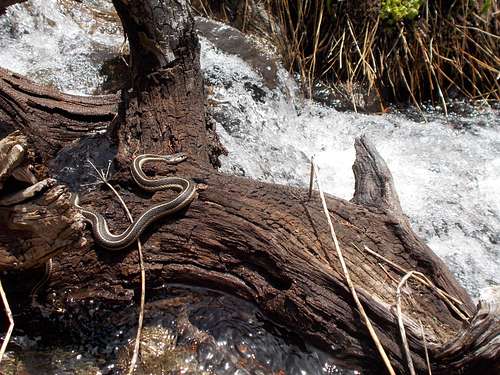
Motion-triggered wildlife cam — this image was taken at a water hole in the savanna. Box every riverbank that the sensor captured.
[193,0,500,110]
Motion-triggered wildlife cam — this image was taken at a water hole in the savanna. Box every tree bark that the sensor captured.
[0,0,25,15]
[0,68,118,160]
[0,1,498,374]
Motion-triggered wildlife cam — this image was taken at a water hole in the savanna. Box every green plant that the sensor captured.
[380,0,424,22]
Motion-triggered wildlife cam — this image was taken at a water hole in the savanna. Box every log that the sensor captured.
[0,0,25,15]
[0,0,497,374]
[0,68,117,160]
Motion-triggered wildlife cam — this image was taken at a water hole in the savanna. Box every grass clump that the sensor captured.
[194,0,500,106]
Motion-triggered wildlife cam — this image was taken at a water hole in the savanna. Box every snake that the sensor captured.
[73,153,197,250]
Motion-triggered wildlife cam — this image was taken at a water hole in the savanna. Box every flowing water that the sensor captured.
[0,1,499,374]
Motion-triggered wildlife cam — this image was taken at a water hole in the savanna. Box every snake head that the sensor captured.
[163,153,188,164]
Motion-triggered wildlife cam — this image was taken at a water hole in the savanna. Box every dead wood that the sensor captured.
[0,0,498,374]
[0,68,117,160]
[0,130,84,270]
[0,0,25,15]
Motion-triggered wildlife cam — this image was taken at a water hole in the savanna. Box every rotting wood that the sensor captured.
[0,0,25,15]
[0,0,498,374]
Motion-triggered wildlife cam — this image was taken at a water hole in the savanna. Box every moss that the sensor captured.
[380,0,424,23]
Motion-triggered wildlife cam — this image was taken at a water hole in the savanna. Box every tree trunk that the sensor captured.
[0,1,498,374]
[0,0,25,15]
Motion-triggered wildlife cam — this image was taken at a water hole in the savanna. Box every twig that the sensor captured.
[119,34,129,67]
[308,156,315,200]
[420,319,432,375]
[396,271,417,375]
[362,244,470,319]
[378,263,399,285]
[311,159,396,375]
[87,160,145,375]
[396,270,462,375]
[0,280,14,364]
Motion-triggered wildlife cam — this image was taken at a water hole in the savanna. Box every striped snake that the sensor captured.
[73,153,197,250]
[30,154,195,305]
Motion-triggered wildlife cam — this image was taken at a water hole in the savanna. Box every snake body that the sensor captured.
[74,153,196,250]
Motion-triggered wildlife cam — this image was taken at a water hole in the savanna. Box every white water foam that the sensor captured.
[0,0,121,94]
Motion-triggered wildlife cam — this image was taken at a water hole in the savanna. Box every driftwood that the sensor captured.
[0,0,25,15]
[0,1,498,374]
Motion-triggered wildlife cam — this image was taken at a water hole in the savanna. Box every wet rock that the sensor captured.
[313,81,383,113]
[244,81,267,103]
[195,17,280,90]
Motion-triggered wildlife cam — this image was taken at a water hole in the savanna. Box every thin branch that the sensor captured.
[87,160,145,375]
[308,156,315,200]
[361,244,470,320]
[396,270,459,375]
[396,271,417,375]
[311,159,396,375]
[0,280,14,364]
[420,319,432,375]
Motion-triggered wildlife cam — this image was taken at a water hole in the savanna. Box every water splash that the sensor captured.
[0,0,121,94]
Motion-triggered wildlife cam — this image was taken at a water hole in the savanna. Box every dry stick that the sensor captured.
[378,263,400,285]
[308,156,315,200]
[339,31,345,70]
[119,34,129,68]
[419,319,432,375]
[396,270,449,375]
[362,245,470,320]
[310,160,396,375]
[87,160,145,375]
[396,271,418,375]
[0,280,14,365]
[309,0,324,96]
[346,19,363,78]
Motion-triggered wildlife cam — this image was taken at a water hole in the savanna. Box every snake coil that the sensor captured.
[74,153,197,250]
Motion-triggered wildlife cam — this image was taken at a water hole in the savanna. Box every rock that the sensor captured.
[195,17,280,90]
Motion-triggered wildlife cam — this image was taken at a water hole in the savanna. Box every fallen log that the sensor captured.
[0,0,498,374]
[0,0,25,15]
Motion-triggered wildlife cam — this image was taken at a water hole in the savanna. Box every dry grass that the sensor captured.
[0,280,14,365]
[309,158,397,375]
[194,0,499,105]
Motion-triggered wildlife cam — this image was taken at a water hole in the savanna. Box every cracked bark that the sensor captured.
[0,1,498,374]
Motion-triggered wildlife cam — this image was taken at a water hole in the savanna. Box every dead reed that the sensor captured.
[194,0,500,105]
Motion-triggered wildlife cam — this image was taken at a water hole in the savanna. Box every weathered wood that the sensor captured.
[0,0,497,374]
[0,0,25,15]
[0,131,84,271]
[352,135,404,218]
[0,68,117,160]
[0,130,28,190]
[111,0,218,168]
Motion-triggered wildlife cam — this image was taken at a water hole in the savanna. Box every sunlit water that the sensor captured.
[3,286,353,374]
[0,0,121,94]
[0,0,499,373]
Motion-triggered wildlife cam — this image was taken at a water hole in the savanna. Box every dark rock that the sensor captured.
[195,17,279,90]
